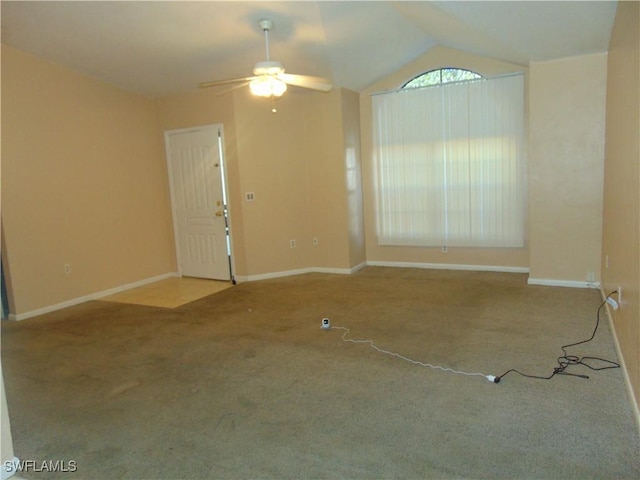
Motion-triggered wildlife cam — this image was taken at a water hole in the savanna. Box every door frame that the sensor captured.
[163,123,235,282]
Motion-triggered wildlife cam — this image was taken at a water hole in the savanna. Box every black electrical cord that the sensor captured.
[495,290,621,382]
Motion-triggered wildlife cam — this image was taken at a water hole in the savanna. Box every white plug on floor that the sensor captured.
[321,318,331,330]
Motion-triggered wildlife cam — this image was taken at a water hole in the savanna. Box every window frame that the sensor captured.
[402,68,483,90]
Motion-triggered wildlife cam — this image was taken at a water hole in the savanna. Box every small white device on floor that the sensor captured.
[321,318,331,329]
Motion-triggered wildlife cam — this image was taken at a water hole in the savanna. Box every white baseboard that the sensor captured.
[237,267,313,283]
[11,265,600,320]
[8,272,179,321]
[1,457,20,480]
[527,277,600,289]
[366,260,529,274]
[600,287,640,434]
[316,262,367,275]
[368,263,602,290]
[237,264,363,283]
[9,264,364,317]
[349,262,367,274]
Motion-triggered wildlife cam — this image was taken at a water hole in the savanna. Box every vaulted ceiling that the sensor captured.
[1,1,618,97]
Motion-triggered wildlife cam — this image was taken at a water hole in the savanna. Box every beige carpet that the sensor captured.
[2,267,639,479]
[99,276,233,308]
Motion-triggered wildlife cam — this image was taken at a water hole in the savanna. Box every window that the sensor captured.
[372,71,525,248]
[403,68,482,89]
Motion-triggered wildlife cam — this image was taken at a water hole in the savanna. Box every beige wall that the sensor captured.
[528,53,607,284]
[602,0,640,413]
[305,87,365,271]
[2,43,362,315]
[230,86,362,275]
[233,88,316,275]
[305,89,351,271]
[359,46,529,270]
[157,86,362,278]
[341,89,366,268]
[1,45,176,316]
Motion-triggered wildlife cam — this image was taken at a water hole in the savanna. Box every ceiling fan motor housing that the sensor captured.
[258,19,273,31]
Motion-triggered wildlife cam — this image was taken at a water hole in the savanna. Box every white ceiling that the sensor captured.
[0,1,618,97]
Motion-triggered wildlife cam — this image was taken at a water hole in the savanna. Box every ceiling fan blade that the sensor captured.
[199,76,257,89]
[279,73,333,92]
[214,81,252,96]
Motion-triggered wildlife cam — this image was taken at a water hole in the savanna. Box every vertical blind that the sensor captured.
[372,73,525,248]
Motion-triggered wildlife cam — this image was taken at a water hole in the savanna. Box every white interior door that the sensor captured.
[165,125,231,281]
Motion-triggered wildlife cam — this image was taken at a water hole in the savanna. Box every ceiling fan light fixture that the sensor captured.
[249,76,287,97]
[199,18,332,98]
[253,60,285,76]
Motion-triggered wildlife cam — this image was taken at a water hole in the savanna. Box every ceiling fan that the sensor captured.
[199,19,333,99]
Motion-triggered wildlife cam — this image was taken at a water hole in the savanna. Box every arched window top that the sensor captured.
[403,68,482,89]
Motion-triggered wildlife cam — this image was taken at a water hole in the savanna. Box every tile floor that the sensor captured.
[99,276,233,308]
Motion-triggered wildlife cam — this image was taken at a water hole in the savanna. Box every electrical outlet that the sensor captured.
[290,239,296,248]
[245,192,255,201]
[64,264,71,275]
[442,246,448,253]
[587,272,595,283]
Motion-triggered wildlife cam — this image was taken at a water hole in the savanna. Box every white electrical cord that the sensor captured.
[328,324,498,383]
